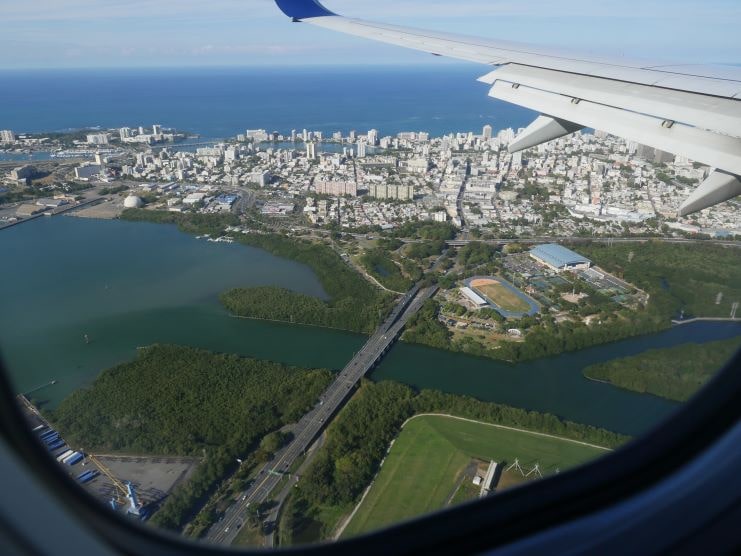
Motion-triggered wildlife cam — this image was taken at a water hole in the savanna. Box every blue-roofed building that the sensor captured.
[529,244,591,273]
[215,194,239,207]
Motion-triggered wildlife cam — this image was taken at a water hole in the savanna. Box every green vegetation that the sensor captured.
[404,240,446,261]
[342,416,470,537]
[407,242,740,362]
[120,208,239,236]
[578,241,741,319]
[99,184,130,195]
[495,314,667,362]
[223,234,394,334]
[457,241,498,267]
[280,381,627,545]
[343,415,607,537]
[583,337,741,401]
[402,299,452,349]
[50,345,332,532]
[359,248,413,292]
[391,221,457,241]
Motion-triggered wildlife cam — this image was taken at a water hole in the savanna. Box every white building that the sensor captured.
[245,129,269,142]
[460,286,488,308]
[86,133,109,145]
[0,130,16,143]
[306,142,317,160]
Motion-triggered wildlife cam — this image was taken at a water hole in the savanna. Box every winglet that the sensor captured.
[274,0,336,20]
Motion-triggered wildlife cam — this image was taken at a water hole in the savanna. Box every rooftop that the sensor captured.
[530,244,591,268]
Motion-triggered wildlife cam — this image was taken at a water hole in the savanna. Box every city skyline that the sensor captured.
[2,0,740,69]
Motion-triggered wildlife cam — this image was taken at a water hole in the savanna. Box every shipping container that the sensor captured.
[62,451,80,464]
[47,440,65,451]
[77,470,94,481]
[65,453,84,466]
[78,471,99,484]
[51,446,69,457]
[32,424,46,432]
[56,450,74,462]
[43,434,60,445]
[39,429,57,440]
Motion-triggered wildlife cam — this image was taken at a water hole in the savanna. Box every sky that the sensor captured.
[2,0,740,69]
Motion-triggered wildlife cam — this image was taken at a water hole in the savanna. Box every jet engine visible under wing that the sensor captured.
[273,0,741,216]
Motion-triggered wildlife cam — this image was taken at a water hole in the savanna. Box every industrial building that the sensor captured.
[74,164,103,181]
[529,244,592,273]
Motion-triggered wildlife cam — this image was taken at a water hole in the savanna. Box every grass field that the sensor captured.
[341,415,607,538]
[470,278,531,313]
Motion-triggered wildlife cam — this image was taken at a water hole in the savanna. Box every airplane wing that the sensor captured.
[274,0,741,216]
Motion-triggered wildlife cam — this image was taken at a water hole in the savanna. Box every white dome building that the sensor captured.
[123,195,144,209]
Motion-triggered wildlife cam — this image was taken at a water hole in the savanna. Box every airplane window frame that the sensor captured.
[1,346,739,555]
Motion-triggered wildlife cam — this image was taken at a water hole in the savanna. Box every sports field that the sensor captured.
[470,278,532,313]
[341,415,607,538]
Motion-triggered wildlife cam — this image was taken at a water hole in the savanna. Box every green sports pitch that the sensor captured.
[341,415,608,538]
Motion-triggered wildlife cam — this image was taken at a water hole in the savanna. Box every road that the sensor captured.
[205,284,437,546]
[443,236,741,247]
[256,220,739,248]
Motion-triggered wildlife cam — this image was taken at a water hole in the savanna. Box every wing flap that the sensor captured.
[489,80,741,175]
[480,65,741,137]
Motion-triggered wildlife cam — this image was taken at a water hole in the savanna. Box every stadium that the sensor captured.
[464,276,540,318]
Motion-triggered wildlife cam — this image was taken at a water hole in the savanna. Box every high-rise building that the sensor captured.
[497,128,515,145]
[291,129,297,142]
[349,130,357,141]
[152,124,162,135]
[367,129,378,145]
[306,142,317,160]
[367,183,414,200]
[1,130,16,143]
[357,141,367,158]
[654,149,674,164]
[302,129,309,141]
[245,129,269,142]
[119,127,131,140]
[86,133,109,145]
[482,124,492,140]
[315,180,357,197]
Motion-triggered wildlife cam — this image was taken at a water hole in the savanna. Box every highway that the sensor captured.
[205,284,437,545]
[444,236,740,247]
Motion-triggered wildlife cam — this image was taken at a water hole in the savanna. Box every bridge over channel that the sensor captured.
[206,284,437,545]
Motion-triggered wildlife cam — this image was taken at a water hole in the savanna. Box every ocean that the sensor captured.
[0,65,536,138]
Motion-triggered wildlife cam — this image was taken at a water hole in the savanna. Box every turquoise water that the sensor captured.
[1,216,738,435]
